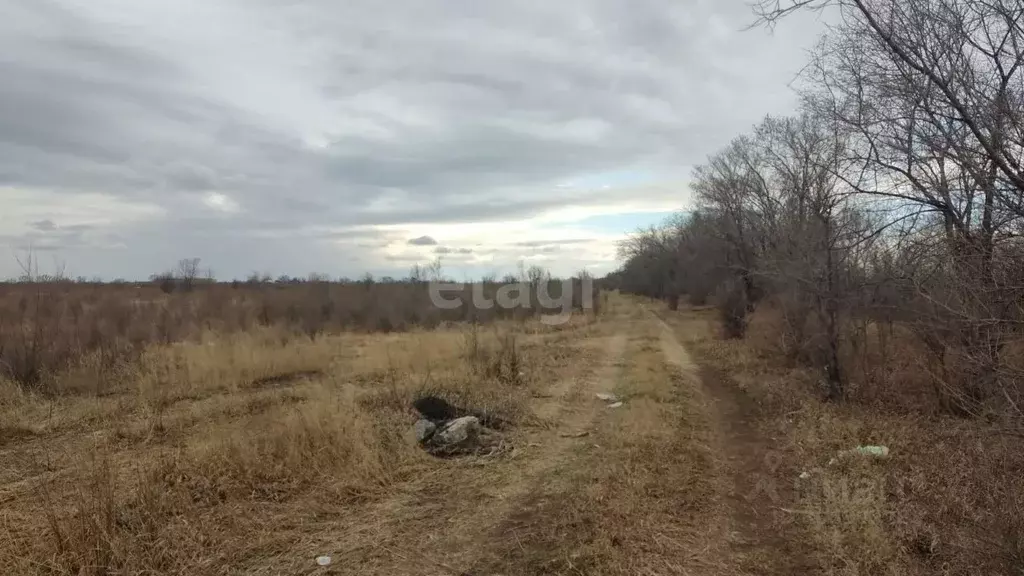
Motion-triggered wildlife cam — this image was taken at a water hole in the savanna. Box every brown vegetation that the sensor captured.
[0,271,598,393]
[659,302,1024,575]
[0,253,607,574]
[0,296,601,574]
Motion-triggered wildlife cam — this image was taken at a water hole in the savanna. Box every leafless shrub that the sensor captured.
[0,263,600,394]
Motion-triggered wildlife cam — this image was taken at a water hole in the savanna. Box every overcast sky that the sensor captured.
[0,0,823,281]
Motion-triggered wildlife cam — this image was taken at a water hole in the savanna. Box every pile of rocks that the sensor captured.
[411,395,503,456]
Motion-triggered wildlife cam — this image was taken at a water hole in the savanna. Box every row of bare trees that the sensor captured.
[617,0,1024,413]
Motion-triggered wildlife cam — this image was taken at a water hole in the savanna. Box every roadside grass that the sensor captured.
[670,302,1024,576]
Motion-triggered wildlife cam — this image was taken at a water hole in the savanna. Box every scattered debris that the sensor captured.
[829,445,890,466]
[315,556,332,567]
[413,419,437,443]
[410,399,505,457]
[596,392,625,409]
[559,430,590,438]
[798,471,811,480]
[850,445,890,459]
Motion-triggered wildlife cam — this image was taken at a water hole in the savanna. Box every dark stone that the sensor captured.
[411,395,508,430]
[412,395,459,421]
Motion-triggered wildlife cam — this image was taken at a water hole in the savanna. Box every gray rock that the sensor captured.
[413,419,437,443]
[434,416,481,447]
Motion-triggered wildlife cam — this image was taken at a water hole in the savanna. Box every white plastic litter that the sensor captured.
[607,402,623,409]
[851,445,889,458]
[595,392,617,402]
[798,471,811,480]
[316,556,332,567]
[830,445,890,465]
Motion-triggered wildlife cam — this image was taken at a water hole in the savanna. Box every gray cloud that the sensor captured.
[434,246,473,255]
[0,0,824,279]
[407,235,438,246]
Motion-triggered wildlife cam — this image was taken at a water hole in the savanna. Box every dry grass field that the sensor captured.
[2,290,1021,574]
[0,297,601,574]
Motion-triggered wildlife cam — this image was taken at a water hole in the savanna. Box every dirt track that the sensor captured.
[655,311,814,575]
[279,299,809,575]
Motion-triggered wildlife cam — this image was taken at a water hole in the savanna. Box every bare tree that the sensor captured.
[763,0,1024,409]
[615,0,1024,411]
[176,258,201,292]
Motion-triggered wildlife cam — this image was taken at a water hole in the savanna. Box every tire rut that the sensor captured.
[653,312,814,575]
[462,332,628,575]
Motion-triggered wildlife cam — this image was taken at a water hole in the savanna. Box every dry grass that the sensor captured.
[0,302,602,575]
[673,301,1024,576]
[23,287,1024,575]
[0,278,599,393]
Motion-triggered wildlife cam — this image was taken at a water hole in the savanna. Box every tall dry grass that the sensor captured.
[0,278,598,394]
[0,297,593,575]
[680,302,1024,576]
[23,383,411,575]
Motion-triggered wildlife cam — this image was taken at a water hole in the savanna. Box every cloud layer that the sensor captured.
[0,0,822,279]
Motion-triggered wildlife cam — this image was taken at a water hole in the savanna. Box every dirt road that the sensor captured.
[271,298,807,575]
